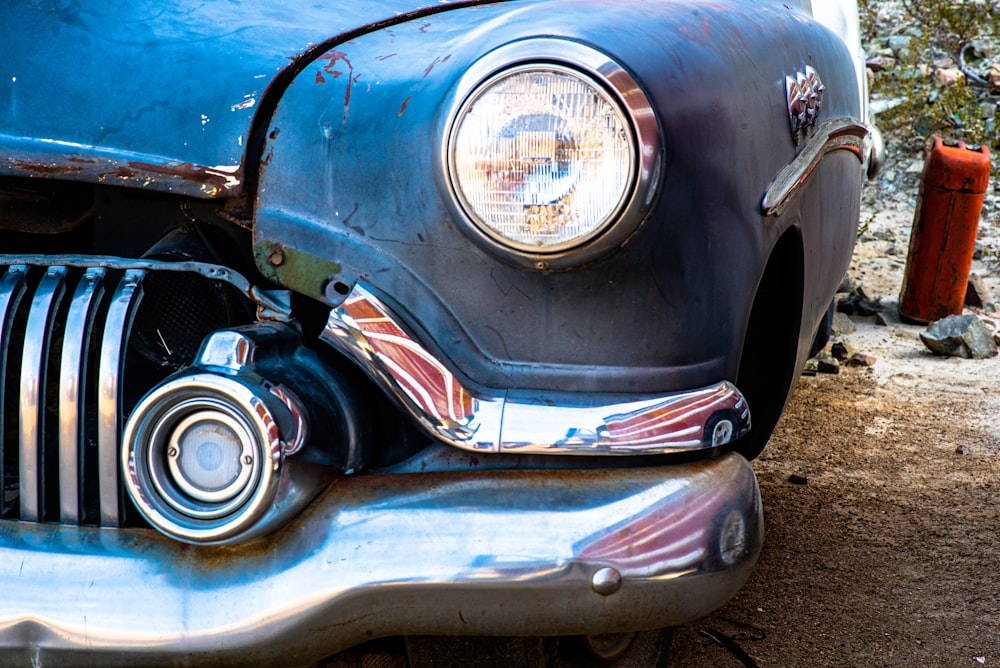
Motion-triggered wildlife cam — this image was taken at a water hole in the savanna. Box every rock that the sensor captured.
[989,64,1000,94]
[934,68,964,87]
[932,57,955,70]
[919,315,999,359]
[832,312,856,335]
[887,35,913,55]
[831,341,854,361]
[846,353,877,367]
[969,38,992,59]
[802,358,818,376]
[965,274,995,311]
[867,55,896,71]
[838,292,881,317]
[874,312,891,327]
[816,352,840,374]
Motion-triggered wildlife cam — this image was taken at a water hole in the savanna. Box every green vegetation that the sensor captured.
[859,0,999,160]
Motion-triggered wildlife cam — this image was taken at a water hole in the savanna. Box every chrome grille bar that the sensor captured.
[19,267,67,522]
[58,268,106,524]
[0,264,147,526]
[0,267,27,518]
[97,269,145,526]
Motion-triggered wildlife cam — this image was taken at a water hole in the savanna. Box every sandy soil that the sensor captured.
[669,190,1000,665]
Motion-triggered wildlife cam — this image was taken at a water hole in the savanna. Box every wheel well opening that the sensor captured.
[734,227,804,459]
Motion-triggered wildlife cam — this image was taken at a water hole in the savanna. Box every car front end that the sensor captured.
[0,0,871,663]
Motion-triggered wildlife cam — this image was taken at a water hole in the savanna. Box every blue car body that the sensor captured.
[0,1,874,664]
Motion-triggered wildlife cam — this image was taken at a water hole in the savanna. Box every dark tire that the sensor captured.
[558,628,675,667]
[808,301,834,358]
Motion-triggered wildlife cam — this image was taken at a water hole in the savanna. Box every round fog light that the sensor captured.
[123,373,287,543]
[167,411,255,503]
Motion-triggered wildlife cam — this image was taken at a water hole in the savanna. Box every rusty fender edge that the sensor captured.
[0,453,761,667]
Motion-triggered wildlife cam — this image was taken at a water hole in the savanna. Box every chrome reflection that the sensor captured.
[97,269,145,526]
[58,268,106,524]
[321,282,750,455]
[0,453,761,665]
[19,267,67,521]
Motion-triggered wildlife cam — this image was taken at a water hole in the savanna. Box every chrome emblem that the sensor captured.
[786,66,824,143]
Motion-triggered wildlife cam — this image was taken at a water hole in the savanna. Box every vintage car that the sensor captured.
[0,0,878,664]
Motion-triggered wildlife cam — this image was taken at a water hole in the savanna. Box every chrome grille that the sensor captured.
[0,264,145,526]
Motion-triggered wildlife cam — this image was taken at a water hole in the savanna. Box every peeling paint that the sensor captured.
[230,95,256,112]
[423,54,450,78]
[316,50,356,122]
[9,160,83,176]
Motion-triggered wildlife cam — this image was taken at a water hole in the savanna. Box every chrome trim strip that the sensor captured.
[0,267,27,517]
[0,453,761,665]
[18,267,66,522]
[762,117,870,217]
[0,254,291,321]
[97,270,145,526]
[58,268,106,524]
[321,282,750,455]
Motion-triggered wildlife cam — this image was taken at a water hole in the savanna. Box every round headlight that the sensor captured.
[444,41,660,266]
[450,65,633,253]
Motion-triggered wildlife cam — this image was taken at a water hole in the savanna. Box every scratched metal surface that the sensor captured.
[0,1,493,196]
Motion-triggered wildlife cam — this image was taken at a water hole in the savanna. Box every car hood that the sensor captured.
[0,0,497,197]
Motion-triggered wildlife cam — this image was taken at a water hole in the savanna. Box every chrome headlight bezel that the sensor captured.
[441,39,661,270]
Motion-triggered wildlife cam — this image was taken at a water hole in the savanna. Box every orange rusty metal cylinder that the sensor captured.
[899,136,991,323]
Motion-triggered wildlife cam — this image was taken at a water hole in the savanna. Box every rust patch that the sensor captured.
[317,50,356,122]
[679,17,712,45]
[9,160,83,176]
[315,71,327,84]
[398,96,411,117]
[423,54,451,78]
[376,54,397,62]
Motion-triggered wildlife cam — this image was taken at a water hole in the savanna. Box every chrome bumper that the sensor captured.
[0,452,761,666]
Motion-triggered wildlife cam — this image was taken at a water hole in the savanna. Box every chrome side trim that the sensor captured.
[321,282,750,455]
[762,117,870,217]
[58,268,106,524]
[0,452,761,666]
[97,270,145,526]
[19,267,67,522]
[0,254,291,321]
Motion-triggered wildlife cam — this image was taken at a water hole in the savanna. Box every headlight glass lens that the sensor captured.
[450,65,635,253]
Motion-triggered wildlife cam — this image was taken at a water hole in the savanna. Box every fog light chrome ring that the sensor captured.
[123,373,283,543]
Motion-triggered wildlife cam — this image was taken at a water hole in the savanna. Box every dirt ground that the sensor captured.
[670,191,1000,665]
